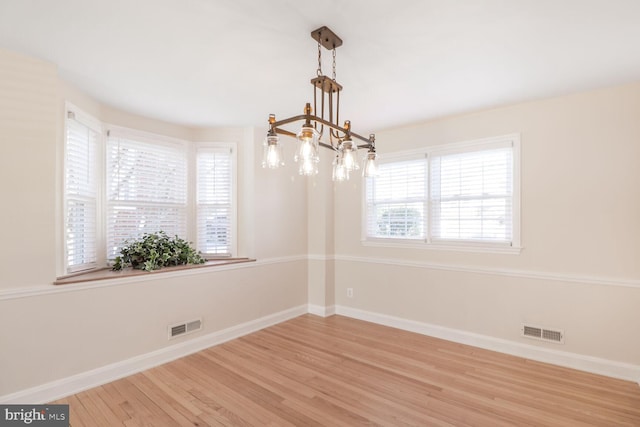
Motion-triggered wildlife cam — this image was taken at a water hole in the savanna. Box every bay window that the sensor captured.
[63,104,236,274]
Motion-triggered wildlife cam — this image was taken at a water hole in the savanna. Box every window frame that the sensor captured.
[195,142,238,258]
[363,151,429,244]
[362,134,521,254]
[63,104,105,273]
[61,103,238,276]
[105,125,190,260]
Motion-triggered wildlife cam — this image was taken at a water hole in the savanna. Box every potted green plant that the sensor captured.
[112,231,205,271]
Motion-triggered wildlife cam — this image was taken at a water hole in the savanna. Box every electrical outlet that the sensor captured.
[347,288,354,298]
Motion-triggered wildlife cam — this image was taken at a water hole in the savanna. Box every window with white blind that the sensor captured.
[64,110,100,272]
[364,134,520,252]
[106,129,188,259]
[196,146,235,256]
[365,157,427,240]
[62,104,237,274]
[431,144,513,243]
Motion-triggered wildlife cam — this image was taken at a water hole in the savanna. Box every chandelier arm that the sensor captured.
[271,114,310,128]
[347,131,373,145]
[328,88,333,124]
[336,88,340,126]
[273,127,297,138]
[273,126,341,152]
[310,115,342,141]
[313,84,317,129]
[319,141,338,151]
[320,84,325,136]
[313,85,325,136]
[273,115,372,147]
[271,115,348,138]
[356,143,374,150]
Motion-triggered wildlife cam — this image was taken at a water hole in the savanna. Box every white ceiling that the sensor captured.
[2,0,640,133]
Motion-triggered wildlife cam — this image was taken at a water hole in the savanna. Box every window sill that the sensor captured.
[54,258,255,286]
[362,239,522,255]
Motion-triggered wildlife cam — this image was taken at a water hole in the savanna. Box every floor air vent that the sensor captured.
[521,323,564,344]
[169,318,202,339]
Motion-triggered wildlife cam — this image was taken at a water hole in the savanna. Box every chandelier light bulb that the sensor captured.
[343,149,354,170]
[338,138,359,172]
[299,156,319,176]
[332,155,349,181]
[299,141,313,159]
[262,135,284,169]
[265,145,281,168]
[294,125,320,166]
[363,151,379,177]
[345,150,358,172]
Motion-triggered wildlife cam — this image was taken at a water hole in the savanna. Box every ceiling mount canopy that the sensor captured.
[263,26,379,181]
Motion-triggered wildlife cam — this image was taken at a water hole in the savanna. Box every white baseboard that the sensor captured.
[307,304,336,317]
[0,305,308,404]
[335,305,640,384]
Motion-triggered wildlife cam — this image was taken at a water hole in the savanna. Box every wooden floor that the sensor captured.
[53,315,640,426]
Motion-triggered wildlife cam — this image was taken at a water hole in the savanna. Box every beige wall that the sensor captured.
[307,149,336,309]
[252,127,308,260]
[1,263,307,395]
[0,48,308,396]
[334,82,640,365]
[0,48,58,288]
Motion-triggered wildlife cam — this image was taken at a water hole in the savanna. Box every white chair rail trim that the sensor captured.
[334,254,640,289]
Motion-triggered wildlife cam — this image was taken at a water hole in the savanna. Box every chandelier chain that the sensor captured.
[332,48,337,81]
[317,41,322,77]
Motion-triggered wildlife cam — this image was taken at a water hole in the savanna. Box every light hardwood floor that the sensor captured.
[53,315,640,426]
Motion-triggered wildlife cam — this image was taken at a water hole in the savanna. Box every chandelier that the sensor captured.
[262,26,379,181]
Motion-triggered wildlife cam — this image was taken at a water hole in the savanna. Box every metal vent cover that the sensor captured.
[186,320,202,332]
[171,324,186,337]
[169,318,202,339]
[521,323,564,344]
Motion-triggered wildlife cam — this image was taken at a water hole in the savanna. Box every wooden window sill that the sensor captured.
[54,258,255,285]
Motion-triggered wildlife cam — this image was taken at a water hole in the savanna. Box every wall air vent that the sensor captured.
[169,318,202,339]
[521,323,564,344]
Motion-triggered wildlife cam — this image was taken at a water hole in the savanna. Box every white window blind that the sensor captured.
[64,111,99,272]
[431,145,513,242]
[106,131,188,259]
[197,147,233,256]
[365,157,427,239]
[364,135,519,250]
